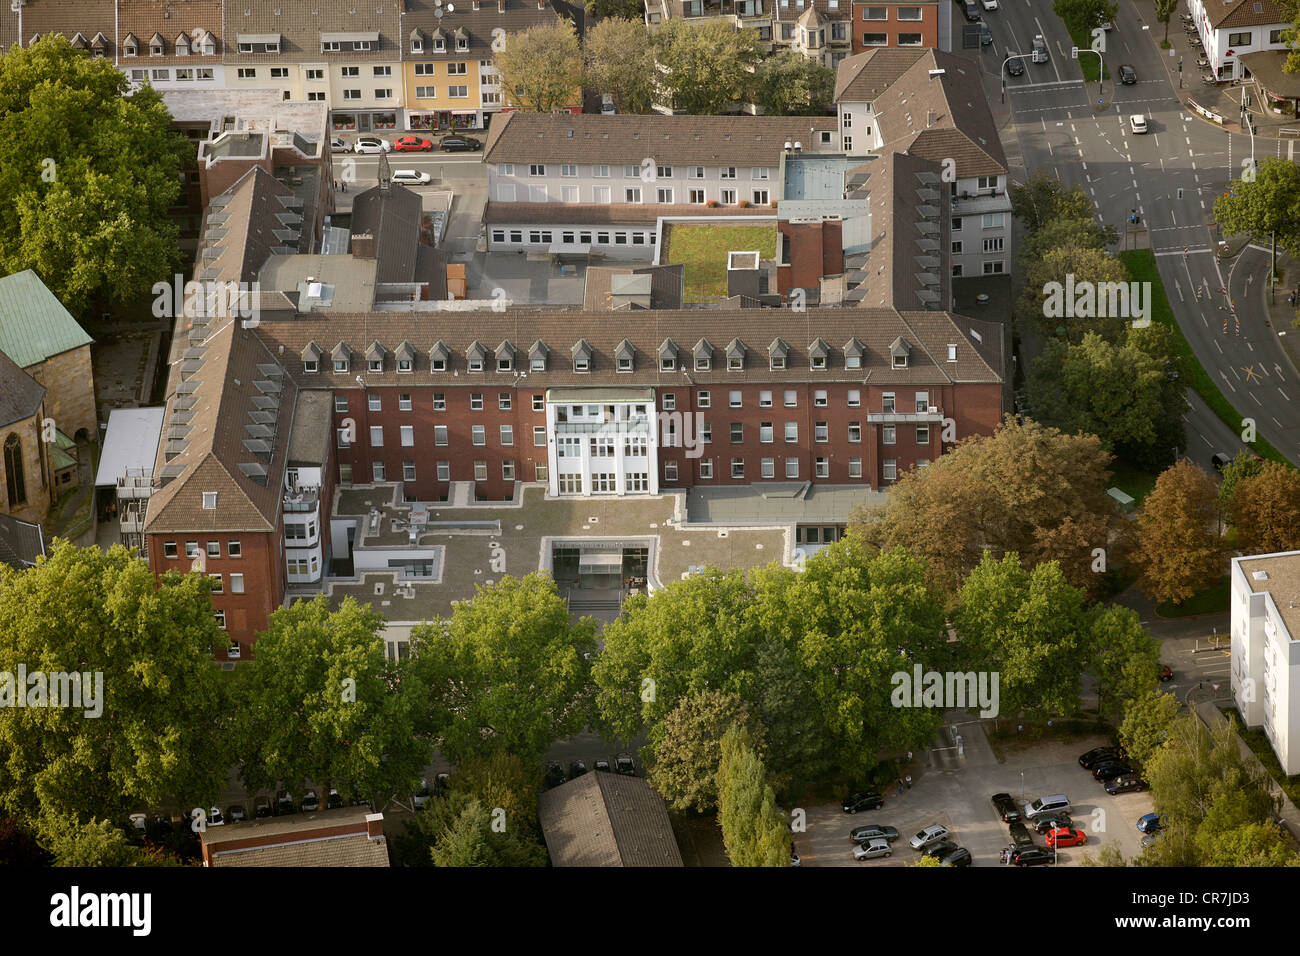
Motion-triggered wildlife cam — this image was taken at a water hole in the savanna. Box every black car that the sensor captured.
[991,792,1021,822]
[1106,774,1149,794]
[1006,56,1024,76]
[937,845,973,867]
[615,753,637,776]
[434,772,451,794]
[439,135,481,152]
[254,796,273,819]
[963,0,982,21]
[326,788,344,810]
[544,761,567,789]
[1012,845,1054,866]
[850,824,900,843]
[1118,63,1137,85]
[568,760,589,779]
[301,789,321,812]
[1093,762,1134,782]
[922,839,961,858]
[1032,813,1073,834]
[593,758,612,773]
[1079,746,1122,769]
[842,791,885,813]
[275,791,296,815]
[1008,820,1035,848]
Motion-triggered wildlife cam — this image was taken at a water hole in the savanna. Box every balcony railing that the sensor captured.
[283,486,320,512]
[119,501,146,534]
[868,408,943,424]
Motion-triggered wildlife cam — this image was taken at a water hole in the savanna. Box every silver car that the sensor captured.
[853,838,892,860]
[909,824,950,850]
[353,136,391,154]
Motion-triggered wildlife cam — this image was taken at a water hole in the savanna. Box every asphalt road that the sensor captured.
[979,0,1300,464]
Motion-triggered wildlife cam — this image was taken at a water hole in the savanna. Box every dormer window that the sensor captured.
[305,358,319,373]
[728,354,742,370]
[430,341,450,372]
[695,355,710,371]
[467,341,487,372]
[890,335,911,369]
[572,340,592,373]
[176,34,190,56]
[812,354,826,369]
[434,37,445,51]
[496,340,516,372]
[809,338,829,370]
[616,339,636,372]
[772,355,785,369]
[334,358,348,372]
[661,355,675,371]
[844,337,864,370]
[947,344,957,362]
[368,358,382,372]
[694,339,713,372]
[529,340,548,372]
[123,34,138,57]
[432,356,446,372]
[150,34,165,56]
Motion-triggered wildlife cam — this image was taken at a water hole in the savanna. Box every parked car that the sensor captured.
[1141,831,1162,849]
[593,758,612,773]
[275,791,295,815]
[1046,826,1087,848]
[1079,746,1123,769]
[937,845,973,867]
[568,760,589,779]
[922,838,961,859]
[1024,794,1072,819]
[412,781,431,810]
[615,752,637,776]
[1160,665,1174,682]
[1212,452,1233,471]
[1137,813,1164,833]
[1008,820,1036,847]
[1012,845,1054,866]
[842,791,885,813]
[1130,113,1148,134]
[227,805,247,823]
[301,790,320,812]
[352,136,391,154]
[991,792,1021,822]
[439,135,481,152]
[981,0,998,9]
[1093,762,1135,782]
[1031,34,1049,62]
[207,806,225,827]
[1106,774,1149,794]
[326,788,344,810]
[1118,63,1137,84]
[963,0,982,21]
[394,135,434,152]
[254,796,273,819]
[544,761,566,789]
[910,824,950,850]
[390,168,432,186]
[980,23,993,45]
[600,102,618,114]
[330,137,352,153]
[853,837,893,860]
[849,824,900,843]
[129,812,148,832]
[1006,56,1025,76]
[1032,813,1073,834]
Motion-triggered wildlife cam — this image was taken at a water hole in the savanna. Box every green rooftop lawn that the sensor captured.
[663,223,777,303]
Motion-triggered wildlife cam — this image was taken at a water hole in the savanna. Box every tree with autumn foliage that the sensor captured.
[1133,461,1223,604]
[1227,461,1300,555]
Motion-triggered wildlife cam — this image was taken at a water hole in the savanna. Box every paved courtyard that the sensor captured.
[320,483,792,624]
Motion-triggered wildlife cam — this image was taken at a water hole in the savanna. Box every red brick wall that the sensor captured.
[851,3,941,52]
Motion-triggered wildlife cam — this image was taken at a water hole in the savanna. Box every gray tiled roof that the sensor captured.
[537,772,683,867]
[483,111,839,167]
[221,0,402,63]
[0,513,46,570]
[0,348,46,428]
[0,0,116,54]
[350,181,425,285]
[402,0,572,57]
[833,48,928,102]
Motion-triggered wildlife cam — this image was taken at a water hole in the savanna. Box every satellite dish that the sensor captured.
[447,3,454,9]
[435,7,443,14]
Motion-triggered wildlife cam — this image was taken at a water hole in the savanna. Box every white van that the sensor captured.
[1023,794,1072,819]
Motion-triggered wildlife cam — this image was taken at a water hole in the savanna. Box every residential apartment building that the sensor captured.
[644,0,854,69]
[1190,0,1292,82]
[482,113,838,256]
[849,0,950,53]
[116,0,225,92]
[835,48,1011,277]
[1230,551,1300,775]
[0,0,118,59]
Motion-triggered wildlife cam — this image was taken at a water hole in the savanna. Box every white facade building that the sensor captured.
[545,389,661,497]
[1190,0,1292,82]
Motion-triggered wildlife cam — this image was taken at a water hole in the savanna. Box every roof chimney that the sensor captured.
[377,150,391,192]
[365,812,385,840]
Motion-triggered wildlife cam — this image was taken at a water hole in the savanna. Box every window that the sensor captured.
[502,460,516,481]
[534,425,547,447]
[883,460,897,482]
[664,461,679,481]
[657,165,673,178]
[470,393,484,411]
[862,6,888,18]
[215,610,226,629]
[343,89,362,100]
[761,458,775,479]
[729,390,742,408]
[176,69,194,81]
[898,5,922,18]
[720,167,737,179]
[368,394,382,413]
[374,88,392,99]
[784,422,798,443]
[403,461,417,481]
[472,425,486,446]
[701,422,712,444]
[756,390,772,408]
[304,359,318,374]
[916,423,930,444]
[848,389,861,407]
[977,175,998,191]
[437,461,450,481]
[185,541,199,559]
[374,460,387,482]
[848,457,863,479]
[500,425,514,446]
[700,459,714,479]
[815,457,829,478]
[657,187,674,204]
[307,68,325,80]
[663,394,676,411]
[883,392,895,413]
[474,461,488,482]
[785,458,799,478]
[498,392,512,410]
[435,425,449,446]
[842,137,852,152]
[784,390,797,408]
[1228,31,1251,46]
[532,394,544,412]
[752,189,769,205]
[983,237,1004,253]
[688,188,706,204]
[883,425,897,445]
[814,389,828,407]
[720,188,737,205]
[897,33,922,45]
[237,68,257,79]
[915,391,930,413]
[731,458,745,478]
[951,240,963,255]
[983,261,1005,275]
[307,91,326,101]
[164,542,178,558]
[697,391,711,408]
[397,392,412,411]
[730,423,744,444]
[952,264,964,278]
[398,425,413,447]
[760,422,774,444]
[982,213,1004,228]
[448,62,467,75]
[202,491,218,510]
[560,164,579,180]
[815,422,829,443]
[625,187,642,203]
[1271,28,1286,43]
[593,165,610,178]
[230,573,245,594]
[228,541,242,558]
[862,33,888,45]
[848,423,861,443]
[369,425,385,447]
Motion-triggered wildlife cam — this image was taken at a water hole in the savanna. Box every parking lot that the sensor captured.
[793,724,1154,867]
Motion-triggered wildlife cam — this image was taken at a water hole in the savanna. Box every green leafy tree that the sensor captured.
[1118,689,1181,766]
[0,35,189,315]
[653,19,761,114]
[0,542,228,829]
[1011,172,1095,233]
[37,815,182,867]
[1227,461,1300,555]
[1017,215,1117,267]
[1053,0,1117,33]
[1217,451,1265,510]
[648,690,761,813]
[233,595,429,804]
[586,0,647,18]
[1155,0,1178,45]
[853,416,1120,599]
[494,19,583,113]
[584,18,658,114]
[1087,605,1160,723]
[716,725,790,867]
[427,796,548,867]
[1133,461,1223,605]
[412,574,596,764]
[1214,156,1300,284]
[1020,244,1133,342]
[1025,331,1185,470]
[752,51,835,115]
[954,554,1089,720]
[1081,844,1126,866]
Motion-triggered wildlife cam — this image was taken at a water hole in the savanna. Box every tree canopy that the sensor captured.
[583,18,658,114]
[494,19,583,114]
[1133,461,1223,605]
[1213,156,1300,257]
[653,19,761,115]
[751,51,835,115]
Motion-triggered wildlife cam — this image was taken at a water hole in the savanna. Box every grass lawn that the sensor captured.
[1120,250,1289,465]
[663,223,777,303]
[1107,462,1159,507]
[1060,19,1110,84]
[1155,575,1231,617]
[1228,709,1300,807]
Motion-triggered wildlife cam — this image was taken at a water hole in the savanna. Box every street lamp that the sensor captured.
[1000,52,1027,104]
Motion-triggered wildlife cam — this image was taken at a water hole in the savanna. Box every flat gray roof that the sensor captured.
[686,483,888,524]
[94,407,165,486]
[258,253,378,312]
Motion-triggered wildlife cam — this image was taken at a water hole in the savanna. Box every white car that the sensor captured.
[330,137,351,153]
[853,838,893,860]
[981,0,998,9]
[391,168,432,186]
[909,824,950,850]
[1129,113,1148,134]
[352,136,391,154]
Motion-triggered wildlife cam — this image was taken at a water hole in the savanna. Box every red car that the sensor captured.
[1045,826,1087,848]
[393,135,434,152]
